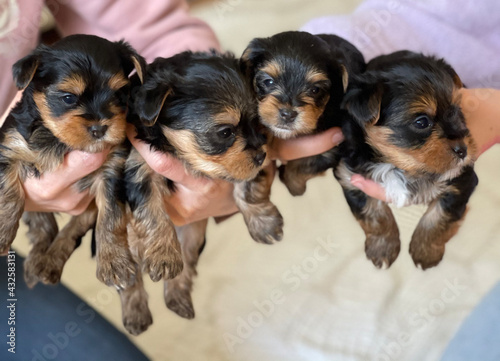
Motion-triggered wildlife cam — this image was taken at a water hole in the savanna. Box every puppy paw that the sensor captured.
[246,206,284,244]
[165,288,195,319]
[143,243,183,282]
[96,245,136,288]
[279,165,307,196]
[24,252,65,287]
[122,297,153,336]
[410,241,445,270]
[365,235,401,269]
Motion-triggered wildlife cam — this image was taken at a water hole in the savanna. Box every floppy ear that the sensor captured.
[116,40,147,84]
[339,64,348,93]
[240,37,269,78]
[443,62,464,88]
[342,79,383,127]
[12,53,39,90]
[135,84,171,126]
[133,60,176,126]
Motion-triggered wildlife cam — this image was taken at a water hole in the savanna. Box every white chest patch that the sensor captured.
[367,163,450,208]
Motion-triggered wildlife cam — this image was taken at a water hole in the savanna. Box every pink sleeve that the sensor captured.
[51,0,220,62]
[301,0,500,89]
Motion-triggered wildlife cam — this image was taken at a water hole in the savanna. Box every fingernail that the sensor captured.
[332,131,345,145]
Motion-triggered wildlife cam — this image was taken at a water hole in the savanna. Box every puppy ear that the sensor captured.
[437,58,463,89]
[116,40,147,84]
[339,64,348,93]
[240,37,268,77]
[342,79,383,126]
[12,53,39,90]
[133,60,175,127]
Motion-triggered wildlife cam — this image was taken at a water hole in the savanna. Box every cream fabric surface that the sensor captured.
[12,1,500,360]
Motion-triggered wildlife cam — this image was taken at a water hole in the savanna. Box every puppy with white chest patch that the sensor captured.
[336,51,478,270]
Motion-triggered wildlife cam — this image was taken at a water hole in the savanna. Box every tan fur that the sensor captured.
[305,69,330,84]
[295,101,329,135]
[357,197,401,269]
[408,95,437,117]
[131,56,145,84]
[260,61,282,79]
[108,72,129,90]
[164,219,208,319]
[233,168,283,244]
[24,204,98,287]
[34,92,127,152]
[410,199,466,269]
[119,267,153,335]
[58,74,86,95]
[366,127,475,176]
[126,148,182,282]
[162,127,261,181]
[258,95,283,128]
[214,108,240,126]
[0,163,26,253]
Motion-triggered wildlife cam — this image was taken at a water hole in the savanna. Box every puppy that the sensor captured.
[336,51,478,269]
[241,31,365,196]
[125,51,281,321]
[0,35,146,289]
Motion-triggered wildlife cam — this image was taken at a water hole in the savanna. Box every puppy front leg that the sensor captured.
[126,149,182,282]
[410,167,478,269]
[164,219,208,319]
[343,187,401,268]
[234,168,283,244]
[0,164,25,253]
[93,149,135,288]
[119,266,153,336]
[23,212,59,287]
[24,203,97,287]
[279,149,337,196]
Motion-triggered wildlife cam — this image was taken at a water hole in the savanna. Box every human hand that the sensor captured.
[2,92,109,215]
[349,88,500,203]
[23,150,109,215]
[128,125,346,226]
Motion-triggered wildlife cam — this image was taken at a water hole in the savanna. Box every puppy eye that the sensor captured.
[413,115,433,129]
[217,126,235,139]
[309,86,322,96]
[263,78,275,88]
[61,94,78,105]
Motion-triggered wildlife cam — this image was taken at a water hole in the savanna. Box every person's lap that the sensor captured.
[0,253,150,361]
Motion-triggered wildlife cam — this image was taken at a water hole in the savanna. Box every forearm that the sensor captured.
[52,0,220,61]
[461,88,500,157]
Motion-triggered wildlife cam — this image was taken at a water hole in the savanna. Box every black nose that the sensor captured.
[452,143,467,159]
[279,109,298,123]
[88,125,108,139]
[253,151,266,166]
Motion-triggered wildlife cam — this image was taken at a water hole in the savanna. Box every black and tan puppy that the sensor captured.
[0,35,146,289]
[241,31,365,196]
[125,50,281,320]
[336,51,478,269]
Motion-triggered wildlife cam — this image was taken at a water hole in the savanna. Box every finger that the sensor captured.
[56,150,109,188]
[350,174,390,202]
[128,124,213,188]
[1,91,23,126]
[24,185,91,213]
[66,194,94,216]
[272,127,344,161]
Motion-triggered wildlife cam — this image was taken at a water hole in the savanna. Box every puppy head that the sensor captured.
[241,31,347,139]
[12,34,146,152]
[343,53,475,177]
[133,51,267,182]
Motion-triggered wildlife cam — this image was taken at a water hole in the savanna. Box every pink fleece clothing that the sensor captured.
[0,0,219,114]
[301,0,500,89]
